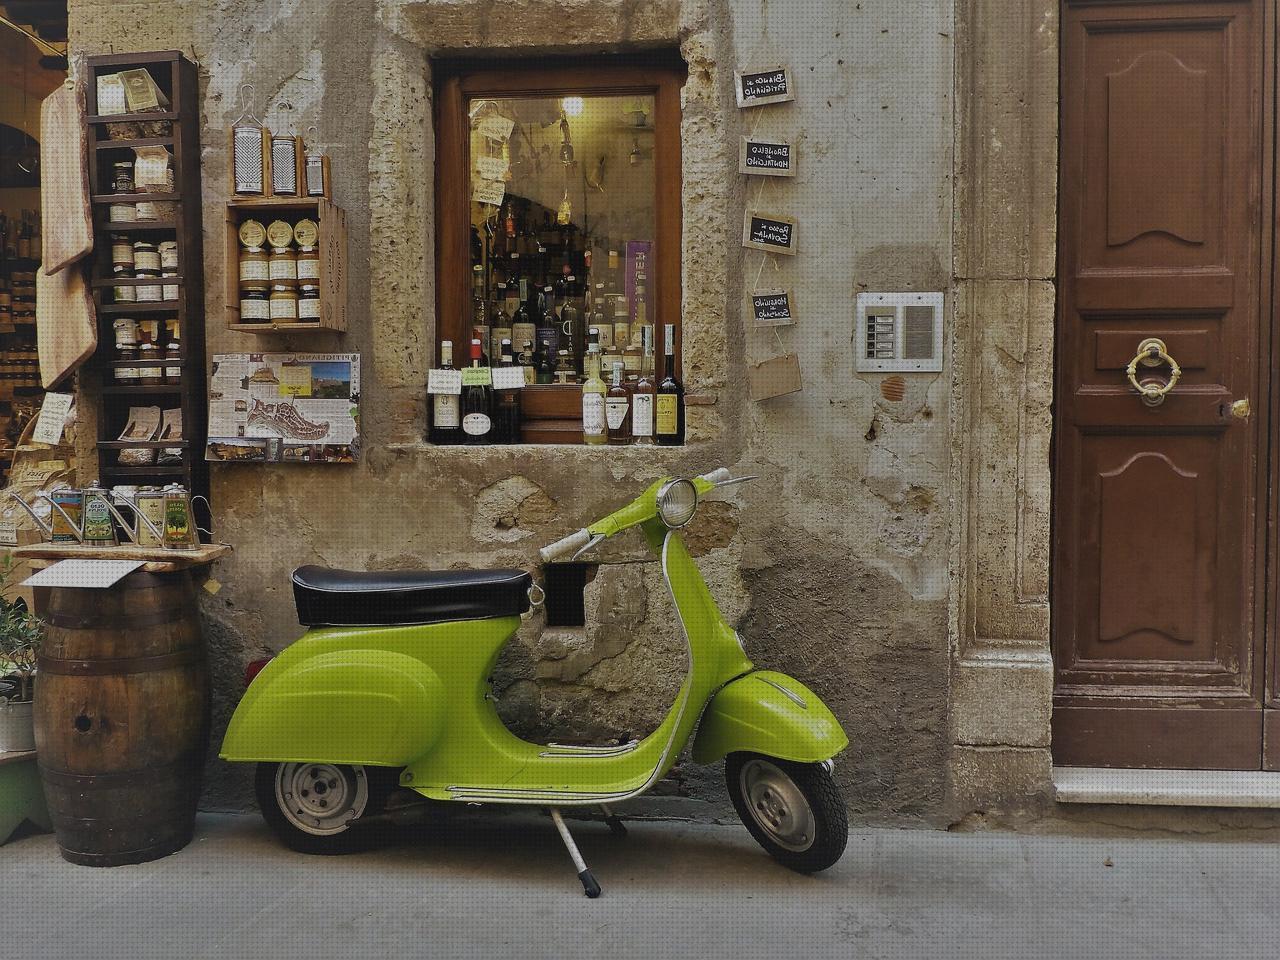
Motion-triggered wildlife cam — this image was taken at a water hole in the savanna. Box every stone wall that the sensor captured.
[67,0,956,823]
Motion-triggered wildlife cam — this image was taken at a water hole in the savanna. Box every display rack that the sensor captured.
[83,51,207,500]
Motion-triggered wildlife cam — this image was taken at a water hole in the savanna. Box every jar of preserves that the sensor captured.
[111,234,135,269]
[158,240,178,270]
[239,246,269,290]
[297,284,321,321]
[268,246,297,285]
[164,337,182,384]
[132,240,160,273]
[108,203,137,223]
[138,343,163,384]
[240,290,271,322]
[296,245,319,282]
[112,265,137,304]
[112,160,134,194]
[115,342,139,384]
[135,269,162,303]
[269,285,299,322]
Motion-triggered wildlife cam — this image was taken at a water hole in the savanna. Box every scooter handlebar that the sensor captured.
[697,468,732,485]
[540,528,592,564]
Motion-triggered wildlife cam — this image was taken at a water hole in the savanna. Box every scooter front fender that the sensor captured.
[220,648,444,766]
[692,670,848,765]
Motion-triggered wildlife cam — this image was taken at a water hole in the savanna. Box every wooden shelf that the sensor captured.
[229,321,327,333]
[92,220,176,232]
[228,196,322,209]
[100,463,187,477]
[98,301,182,315]
[13,541,230,572]
[92,276,184,289]
[92,193,181,204]
[86,111,179,125]
[95,136,173,150]
[98,440,189,449]
[101,383,185,395]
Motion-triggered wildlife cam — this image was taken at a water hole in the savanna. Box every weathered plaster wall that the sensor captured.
[68,0,955,824]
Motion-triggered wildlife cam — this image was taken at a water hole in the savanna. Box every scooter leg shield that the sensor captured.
[220,649,445,766]
[691,671,848,765]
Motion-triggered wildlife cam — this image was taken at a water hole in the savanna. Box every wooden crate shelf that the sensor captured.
[85,51,208,502]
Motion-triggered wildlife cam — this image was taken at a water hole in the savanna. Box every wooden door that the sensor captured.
[1053,0,1267,768]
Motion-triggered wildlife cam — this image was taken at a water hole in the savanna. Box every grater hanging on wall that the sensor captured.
[231,83,267,195]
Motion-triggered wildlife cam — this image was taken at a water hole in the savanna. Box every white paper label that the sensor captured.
[477,115,516,141]
[582,394,605,436]
[269,259,297,281]
[241,299,271,320]
[463,413,492,436]
[428,369,463,395]
[492,366,526,390]
[32,392,73,445]
[269,297,298,320]
[296,258,320,280]
[475,156,509,181]
[297,297,321,319]
[434,394,460,427]
[472,178,506,207]
[606,397,629,430]
[240,259,269,281]
[632,395,654,437]
[0,522,17,546]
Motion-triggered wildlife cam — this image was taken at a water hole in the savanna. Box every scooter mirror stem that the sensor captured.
[571,533,606,561]
[710,475,758,491]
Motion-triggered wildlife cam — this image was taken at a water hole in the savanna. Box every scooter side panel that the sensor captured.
[691,670,849,764]
[220,649,445,766]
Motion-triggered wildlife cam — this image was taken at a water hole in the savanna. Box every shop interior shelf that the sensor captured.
[230,321,327,333]
[92,193,181,204]
[94,136,174,151]
[92,220,177,232]
[97,440,190,449]
[99,463,187,477]
[92,276,184,289]
[227,196,322,209]
[86,111,180,125]
[104,357,187,366]
[101,383,185,395]
[98,301,182,315]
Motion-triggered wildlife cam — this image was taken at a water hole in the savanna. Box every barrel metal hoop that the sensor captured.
[37,647,205,677]
[42,606,194,630]
[38,750,205,789]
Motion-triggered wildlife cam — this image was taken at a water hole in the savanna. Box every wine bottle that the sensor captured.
[632,327,655,445]
[493,339,522,445]
[430,339,462,445]
[582,329,607,446]
[606,361,632,446]
[462,338,493,445]
[656,323,684,446]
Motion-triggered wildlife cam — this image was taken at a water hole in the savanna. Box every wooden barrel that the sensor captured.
[34,570,209,866]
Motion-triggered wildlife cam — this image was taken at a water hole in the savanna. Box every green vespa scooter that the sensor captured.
[220,469,850,896]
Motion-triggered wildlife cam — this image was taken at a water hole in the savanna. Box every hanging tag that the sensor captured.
[750,289,795,326]
[492,366,526,390]
[428,369,463,395]
[32,392,73,445]
[475,156,509,181]
[461,367,492,387]
[749,353,802,400]
[472,178,506,207]
[477,115,515,141]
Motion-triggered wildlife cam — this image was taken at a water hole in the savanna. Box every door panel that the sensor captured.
[1054,0,1264,768]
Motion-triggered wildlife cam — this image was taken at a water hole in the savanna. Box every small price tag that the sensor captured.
[475,156,508,181]
[0,522,18,547]
[472,178,506,207]
[31,392,73,445]
[462,367,493,387]
[428,369,463,395]
[492,366,526,390]
[477,115,515,142]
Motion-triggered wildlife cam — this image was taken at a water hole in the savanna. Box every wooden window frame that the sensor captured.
[433,54,686,440]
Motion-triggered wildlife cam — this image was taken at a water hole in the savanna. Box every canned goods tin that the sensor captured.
[50,489,83,544]
[163,272,179,301]
[162,484,197,549]
[113,282,137,304]
[135,487,165,547]
[109,203,137,223]
[266,220,295,249]
[238,219,267,248]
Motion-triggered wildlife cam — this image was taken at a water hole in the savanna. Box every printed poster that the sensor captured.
[206,353,360,464]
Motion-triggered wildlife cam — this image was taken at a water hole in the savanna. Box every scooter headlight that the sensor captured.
[657,478,699,529]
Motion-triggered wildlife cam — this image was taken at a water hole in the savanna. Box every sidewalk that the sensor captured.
[3,810,1276,960]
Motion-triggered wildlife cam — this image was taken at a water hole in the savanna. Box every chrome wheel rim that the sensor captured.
[740,758,816,853]
[275,763,368,836]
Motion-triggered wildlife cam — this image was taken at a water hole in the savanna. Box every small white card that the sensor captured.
[24,560,146,590]
[491,366,527,390]
[477,115,515,142]
[31,392,73,446]
[0,522,17,547]
[475,156,508,181]
[472,178,506,207]
[428,369,463,395]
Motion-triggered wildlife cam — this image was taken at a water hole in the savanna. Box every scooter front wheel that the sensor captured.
[255,761,391,855]
[726,752,848,873]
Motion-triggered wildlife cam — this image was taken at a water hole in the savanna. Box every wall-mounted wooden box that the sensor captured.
[224,196,347,333]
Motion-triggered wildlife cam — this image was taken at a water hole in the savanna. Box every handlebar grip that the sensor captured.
[697,468,732,485]
[540,528,591,564]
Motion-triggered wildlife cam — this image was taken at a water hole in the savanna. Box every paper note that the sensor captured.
[492,366,527,390]
[0,523,17,547]
[31,393,73,445]
[428,368,463,395]
[24,560,146,590]
[475,156,508,181]
[278,364,313,398]
[477,115,516,141]
[462,367,493,387]
[472,178,506,207]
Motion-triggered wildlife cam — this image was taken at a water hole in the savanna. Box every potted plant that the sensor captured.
[0,557,41,753]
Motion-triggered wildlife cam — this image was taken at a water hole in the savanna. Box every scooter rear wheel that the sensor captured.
[255,761,394,855]
[725,752,848,873]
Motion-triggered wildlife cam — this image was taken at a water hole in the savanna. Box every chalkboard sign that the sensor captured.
[739,137,796,177]
[751,289,795,326]
[742,210,797,255]
[736,67,795,108]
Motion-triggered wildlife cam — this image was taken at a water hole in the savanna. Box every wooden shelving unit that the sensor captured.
[84,51,207,501]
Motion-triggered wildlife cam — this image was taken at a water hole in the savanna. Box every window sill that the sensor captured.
[385,441,695,462]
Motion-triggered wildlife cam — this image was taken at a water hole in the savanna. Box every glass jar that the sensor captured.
[138,343,163,384]
[269,285,299,321]
[297,284,321,321]
[164,340,182,384]
[112,265,137,304]
[111,160,134,194]
[133,240,160,272]
[111,234,135,269]
[296,245,319,282]
[108,203,137,223]
[134,269,162,303]
[115,343,139,384]
[158,240,178,270]
[240,290,271,322]
[239,246,269,290]
[269,246,297,285]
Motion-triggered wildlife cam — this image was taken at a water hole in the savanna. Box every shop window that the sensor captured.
[434,55,685,444]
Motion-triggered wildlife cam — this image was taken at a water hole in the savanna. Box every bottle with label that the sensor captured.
[462,339,492,444]
[656,323,685,446]
[632,327,655,445]
[430,340,462,445]
[582,329,607,446]
[606,361,632,446]
[493,339,522,445]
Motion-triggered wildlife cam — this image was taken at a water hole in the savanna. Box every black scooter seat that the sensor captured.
[292,565,532,627]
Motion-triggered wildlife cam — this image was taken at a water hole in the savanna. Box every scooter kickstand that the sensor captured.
[549,808,602,899]
[601,804,627,839]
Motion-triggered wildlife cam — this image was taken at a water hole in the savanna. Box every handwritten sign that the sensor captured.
[428,368,463,395]
[736,67,794,108]
[751,289,795,326]
[749,353,803,401]
[461,367,492,387]
[477,115,515,142]
[31,392,73,445]
[475,156,509,181]
[472,178,506,207]
[492,366,526,390]
[740,137,795,177]
[743,211,797,256]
